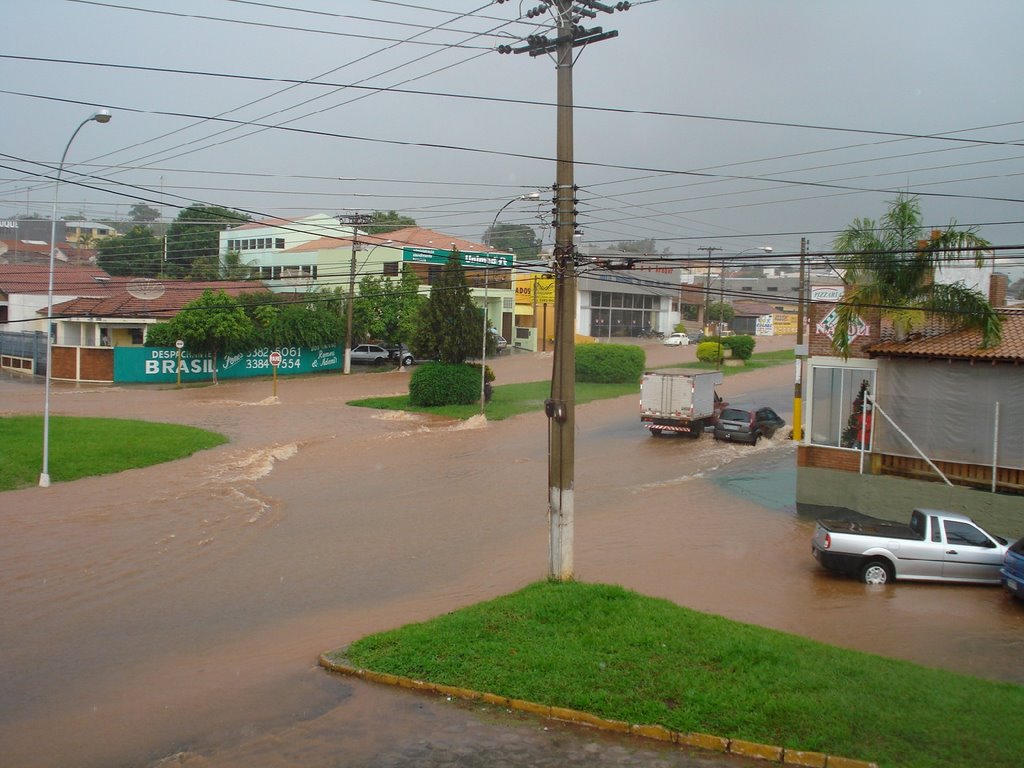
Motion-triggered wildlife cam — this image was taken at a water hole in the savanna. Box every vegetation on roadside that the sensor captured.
[333,580,1023,768]
[0,415,227,491]
[349,348,794,420]
[575,343,646,383]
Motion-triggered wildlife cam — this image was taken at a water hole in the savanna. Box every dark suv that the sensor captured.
[713,404,785,445]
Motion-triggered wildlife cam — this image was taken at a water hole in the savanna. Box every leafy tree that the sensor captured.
[165,289,253,383]
[483,222,541,261]
[129,203,161,223]
[707,301,734,325]
[165,204,248,279]
[187,250,254,281]
[366,210,417,235]
[97,225,163,276]
[832,193,1000,357]
[413,250,483,364]
[236,291,344,348]
[1009,277,1024,301]
[616,238,657,254]
[354,265,425,344]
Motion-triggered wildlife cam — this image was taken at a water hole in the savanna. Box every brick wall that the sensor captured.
[798,444,864,472]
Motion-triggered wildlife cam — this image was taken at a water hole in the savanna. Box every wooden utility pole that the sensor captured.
[498,0,626,581]
[697,246,721,334]
[339,213,373,374]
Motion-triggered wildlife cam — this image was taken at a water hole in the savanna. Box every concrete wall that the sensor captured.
[797,466,1024,540]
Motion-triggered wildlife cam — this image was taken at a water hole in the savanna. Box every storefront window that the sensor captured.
[810,366,876,450]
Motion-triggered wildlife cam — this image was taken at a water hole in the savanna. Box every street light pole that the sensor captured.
[482,192,540,413]
[40,109,111,488]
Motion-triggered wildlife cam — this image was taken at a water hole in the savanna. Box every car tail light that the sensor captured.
[824,533,831,549]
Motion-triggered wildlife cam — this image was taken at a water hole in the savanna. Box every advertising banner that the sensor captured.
[114,345,343,383]
[402,247,513,268]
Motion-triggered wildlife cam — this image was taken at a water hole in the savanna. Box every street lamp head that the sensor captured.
[520,191,541,201]
[760,246,773,253]
[92,109,112,124]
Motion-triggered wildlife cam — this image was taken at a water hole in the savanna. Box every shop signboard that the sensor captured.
[114,345,343,383]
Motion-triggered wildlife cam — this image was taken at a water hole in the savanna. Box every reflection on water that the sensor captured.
[1,367,1021,768]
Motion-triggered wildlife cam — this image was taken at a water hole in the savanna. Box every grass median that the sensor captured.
[349,349,794,421]
[330,580,1023,768]
[0,415,227,491]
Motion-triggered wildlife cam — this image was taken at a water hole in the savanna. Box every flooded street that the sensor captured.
[2,340,1021,767]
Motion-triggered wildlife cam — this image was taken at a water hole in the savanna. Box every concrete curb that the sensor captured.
[318,654,878,768]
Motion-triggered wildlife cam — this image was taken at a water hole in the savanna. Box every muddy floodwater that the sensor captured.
[2,340,1022,767]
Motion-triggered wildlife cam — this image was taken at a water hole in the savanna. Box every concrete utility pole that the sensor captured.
[498,0,626,581]
[793,237,809,441]
[339,213,373,374]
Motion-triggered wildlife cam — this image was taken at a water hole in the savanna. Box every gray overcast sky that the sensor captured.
[2,0,1023,273]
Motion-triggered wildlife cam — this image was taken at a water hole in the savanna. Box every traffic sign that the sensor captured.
[269,351,282,366]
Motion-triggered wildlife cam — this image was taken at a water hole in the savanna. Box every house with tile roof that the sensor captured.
[0,262,266,380]
[796,273,1022,533]
[218,216,518,345]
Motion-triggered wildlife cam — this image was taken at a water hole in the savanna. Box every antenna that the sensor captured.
[126,277,165,300]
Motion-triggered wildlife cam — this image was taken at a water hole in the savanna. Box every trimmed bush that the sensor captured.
[409,362,482,406]
[724,334,755,360]
[696,341,724,363]
[575,343,646,384]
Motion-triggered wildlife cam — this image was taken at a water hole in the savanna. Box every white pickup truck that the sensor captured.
[811,509,1010,585]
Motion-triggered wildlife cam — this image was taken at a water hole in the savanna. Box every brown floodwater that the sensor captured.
[1,339,1021,767]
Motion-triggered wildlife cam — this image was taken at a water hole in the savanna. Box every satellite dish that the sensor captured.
[127,278,166,300]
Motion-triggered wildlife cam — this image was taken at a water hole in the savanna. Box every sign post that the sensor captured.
[270,350,282,397]
[269,350,282,396]
[175,339,184,388]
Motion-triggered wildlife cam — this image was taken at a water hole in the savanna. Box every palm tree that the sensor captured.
[830,193,1001,357]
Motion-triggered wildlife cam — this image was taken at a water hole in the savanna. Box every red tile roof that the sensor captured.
[50,280,268,319]
[0,263,112,295]
[865,309,1024,363]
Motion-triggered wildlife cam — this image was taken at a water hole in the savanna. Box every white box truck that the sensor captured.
[639,369,724,438]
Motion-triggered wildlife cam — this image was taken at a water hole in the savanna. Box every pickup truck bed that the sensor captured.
[816,518,923,542]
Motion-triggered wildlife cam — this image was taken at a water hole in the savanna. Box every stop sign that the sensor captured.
[269,351,282,366]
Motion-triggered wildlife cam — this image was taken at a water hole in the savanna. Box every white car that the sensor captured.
[662,332,690,346]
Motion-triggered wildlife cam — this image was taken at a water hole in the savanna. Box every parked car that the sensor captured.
[712,404,785,444]
[350,344,392,365]
[689,331,705,345]
[662,332,690,347]
[489,329,508,354]
[813,509,1010,585]
[1002,537,1024,600]
[384,343,415,366]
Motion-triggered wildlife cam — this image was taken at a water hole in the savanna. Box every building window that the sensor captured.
[810,366,876,450]
[767,286,777,292]
[275,238,285,249]
[383,262,399,276]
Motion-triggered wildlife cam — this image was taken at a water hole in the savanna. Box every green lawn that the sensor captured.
[349,349,795,420]
[333,580,1023,768]
[0,415,227,491]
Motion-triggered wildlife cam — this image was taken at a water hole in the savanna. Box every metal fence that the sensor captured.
[0,331,47,375]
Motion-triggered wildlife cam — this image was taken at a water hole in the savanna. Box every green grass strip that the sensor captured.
[334,580,1023,768]
[0,415,227,491]
[349,349,794,420]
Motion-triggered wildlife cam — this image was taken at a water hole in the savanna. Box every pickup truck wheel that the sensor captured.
[860,560,893,585]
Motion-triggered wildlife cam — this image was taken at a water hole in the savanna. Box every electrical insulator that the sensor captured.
[497,45,513,54]
[616,1,631,10]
